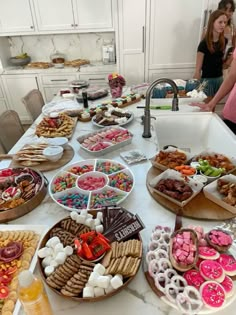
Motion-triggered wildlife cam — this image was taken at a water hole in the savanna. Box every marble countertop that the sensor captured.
[0,99,235,315]
[1,62,116,75]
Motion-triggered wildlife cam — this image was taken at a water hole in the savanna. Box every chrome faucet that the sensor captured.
[142,78,179,138]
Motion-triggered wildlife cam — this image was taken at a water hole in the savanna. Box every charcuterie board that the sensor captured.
[146,166,236,220]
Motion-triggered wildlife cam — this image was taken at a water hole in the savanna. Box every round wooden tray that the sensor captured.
[38,212,142,302]
[10,144,74,172]
[0,168,48,223]
[146,166,236,220]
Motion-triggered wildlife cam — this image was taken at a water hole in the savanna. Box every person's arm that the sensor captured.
[193,52,204,80]
[191,58,236,111]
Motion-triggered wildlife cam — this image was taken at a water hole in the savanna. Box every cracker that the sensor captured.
[101,249,112,268]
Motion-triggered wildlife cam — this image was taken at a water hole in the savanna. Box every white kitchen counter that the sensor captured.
[0,100,235,315]
[1,62,116,75]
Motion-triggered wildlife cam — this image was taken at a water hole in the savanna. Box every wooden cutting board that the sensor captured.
[9,144,74,172]
[146,166,236,221]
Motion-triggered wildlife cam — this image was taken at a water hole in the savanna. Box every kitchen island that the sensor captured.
[0,99,235,315]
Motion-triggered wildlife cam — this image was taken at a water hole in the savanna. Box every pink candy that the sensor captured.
[77,175,106,191]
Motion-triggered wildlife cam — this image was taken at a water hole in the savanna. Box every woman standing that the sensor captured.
[218,0,236,71]
[193,10,228,100]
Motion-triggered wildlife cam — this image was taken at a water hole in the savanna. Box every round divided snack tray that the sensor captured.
[49,159,135,211]
[144,224,236,314]
[0,167,48,223]
[37,207,143,301]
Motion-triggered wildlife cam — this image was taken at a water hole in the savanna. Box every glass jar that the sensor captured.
[50,51,65,68]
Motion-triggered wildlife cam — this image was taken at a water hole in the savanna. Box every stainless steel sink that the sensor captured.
[154,112,236,156]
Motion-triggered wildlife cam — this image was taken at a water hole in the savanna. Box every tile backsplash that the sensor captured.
[8,32,115,62]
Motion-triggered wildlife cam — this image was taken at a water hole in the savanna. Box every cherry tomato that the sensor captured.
[0,286,9,299]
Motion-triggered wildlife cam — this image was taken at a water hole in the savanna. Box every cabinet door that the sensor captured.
[0,0,35,34]
[118,0,146,84]
[33,0,75,31]
[74,0,113,30]
[2,75,39,123]
[148,0,209,71]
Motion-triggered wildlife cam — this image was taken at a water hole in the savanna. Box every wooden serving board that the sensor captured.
[146,166,236,221]
[118,96,143,108]
[10,144,74,172]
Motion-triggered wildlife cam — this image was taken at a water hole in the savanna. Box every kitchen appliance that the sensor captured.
[102,43,116,64]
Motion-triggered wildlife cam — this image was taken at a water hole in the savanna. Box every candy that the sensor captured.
[68,164,94,175]
[90,190,125,209]
[51,173,76,193]
[108,172,133,192]
[96,161,124,174]
[57,193,88,209]
[78,175,107,191]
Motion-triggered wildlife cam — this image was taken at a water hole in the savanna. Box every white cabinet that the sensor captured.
[147,0,209,79]
[33,0,115,32]
[117,0,146,85]
[74,0,113,31]
[40,73,77,102]
[2,75,39,123]
[0,0,35,34]
[33,0,75,31]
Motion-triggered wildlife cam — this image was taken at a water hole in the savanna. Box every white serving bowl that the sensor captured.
[43,146,63,162]
[62,93,75,100]
[47,137,68,148]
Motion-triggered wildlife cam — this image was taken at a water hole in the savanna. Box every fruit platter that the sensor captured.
[37,206,144,301]
[0,167,47,223]
[144,223,236,314]
[77,127,133,156]
[49,159,134,211]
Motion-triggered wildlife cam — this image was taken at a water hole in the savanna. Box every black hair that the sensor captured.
[218,0,235,12]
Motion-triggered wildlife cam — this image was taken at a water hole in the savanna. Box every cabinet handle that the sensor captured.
[88,78,105,81]
[71,24,74,27]
[35,77,39,90]
[203,9,208,28]
[142,26,145,53]
[50,79,68,82]
[30,26,34,29]
[75,24,78,27]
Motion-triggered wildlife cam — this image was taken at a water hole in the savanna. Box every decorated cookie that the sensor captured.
[199,260,225,282]
[217,253,236,276]
[220,275,234,298]
[198,246,220,260]
[183,269,205,290]
[200,281,225,309]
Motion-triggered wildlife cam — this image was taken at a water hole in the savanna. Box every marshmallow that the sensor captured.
[44,265,55,277]
[64,245,73,256]
[96,212,103,221]
[76,214,86,224]
[94,287,105,297]
[105,285,115,294]
[94,218,101,226]
[38,247,50,258]
[96,276,110,289]
[88,272,100,287]
[42,256,53,268]
[55,252,67,264]
[46,236,60,248]
[49,259,59,268]
[116,274,123,281]
[110,275,123,289]
[83,287,95,298]
[54,243,64,253]
[95,225,104,233]
[86,214,93,219]
[94,263,106,276]
[85,218,94,228]
[80,209,88,216]
[70,211,79,221]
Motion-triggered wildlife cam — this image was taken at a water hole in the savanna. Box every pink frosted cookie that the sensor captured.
[198,246,220,260]
[183,269,205,290]
[220,275,234,298]
[200,281,225,309]
[217,253,236,276]
[199,260,225,282]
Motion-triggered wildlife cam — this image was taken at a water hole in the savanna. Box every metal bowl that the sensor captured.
[9,56,31,66]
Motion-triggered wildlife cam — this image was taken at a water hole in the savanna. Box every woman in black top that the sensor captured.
[193,10,228,100]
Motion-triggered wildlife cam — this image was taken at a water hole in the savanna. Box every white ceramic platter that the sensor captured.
[91,111,134,127]
[49,159,135,211]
